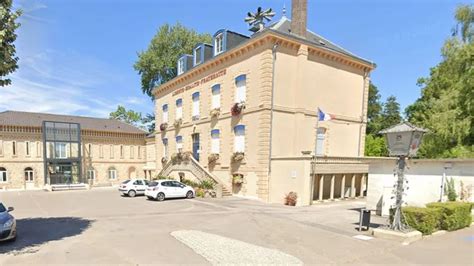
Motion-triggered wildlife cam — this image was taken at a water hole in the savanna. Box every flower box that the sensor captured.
[210,108,220,118]
[233,173,244,184]
[231,152,245,162]
[161,157,168,164]
[173,118,182,128]
[159,123,168,131]
[231,102,245,116]
[208,153,219,164]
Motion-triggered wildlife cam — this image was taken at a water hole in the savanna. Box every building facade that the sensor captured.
[153,1,375,205]
[0,111,155,190]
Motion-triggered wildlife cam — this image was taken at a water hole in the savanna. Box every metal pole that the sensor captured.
[440,170,446,202]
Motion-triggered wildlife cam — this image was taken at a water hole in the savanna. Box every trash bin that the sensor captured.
[359,209,371,231]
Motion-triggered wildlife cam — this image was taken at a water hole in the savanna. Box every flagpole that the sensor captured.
[314,108,319,156]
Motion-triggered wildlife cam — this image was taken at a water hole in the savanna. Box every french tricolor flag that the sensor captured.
[318,108,334,121]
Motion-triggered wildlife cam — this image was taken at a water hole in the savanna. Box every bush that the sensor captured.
[426,202,473,231]
[154,175,169,180]
[181,178,199,188]
[402,207,442,235]
[199,180,214,190]
[444,178,457,201]
[196,188,205,198]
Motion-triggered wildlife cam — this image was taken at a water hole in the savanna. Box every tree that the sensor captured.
[134,23,212,98]
[406,5,473,158]
[110,105,143,126]
[366,82,383,135]
[142,113,155,133]
[380,95,402,130]
[0,0,22,86]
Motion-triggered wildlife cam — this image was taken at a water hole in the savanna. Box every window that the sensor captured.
[177,58,185,75]
[12,141,16,156]
[211,129,220,154]
[194,46,202,65]
[55,143,68,158]
[192,92,200,120]
[214,33,224,55]
[120,145,124,158]
[36,141,41,157]
[234,125,246,152]
[163,138,169,158]
[0,167,7,182]
[316,128,326,156]
[108,167,117,180]
[176,136,183,152]
[87,169,95,180]
[25,141,30,156]
[24,167,34,182]
[176,98,183,119]
[235,74,247,103]
[110,145,114,159]
[87,144,92,158]
[138,146,142,159]
[162,104,169,123]
[0,140,3,156]
[211,84,221,109]
[99,145,104,158]
[133,180,143,185]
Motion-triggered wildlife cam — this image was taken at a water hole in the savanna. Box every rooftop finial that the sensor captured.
[282,3,287,17]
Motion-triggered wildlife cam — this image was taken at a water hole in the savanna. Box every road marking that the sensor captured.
[353,235,373,240]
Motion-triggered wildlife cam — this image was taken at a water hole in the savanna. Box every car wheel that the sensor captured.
[156,192,165,201]
[128,190,136,197]
[146,196,153,200]
[186,191,194,199]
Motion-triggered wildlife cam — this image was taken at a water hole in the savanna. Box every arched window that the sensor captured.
[176,136,183,152]
[316,128,326,156]
[235,75,246,103]
[211,129,220,154]
[233,125,246,152]
[211,84,221,109]
[24,167,34,182]
[176,98,183,119]
[192,92,200,120]
[87,168,95,180]
[162,138,169,158]
[108,167,117,180]
[0,167,7,182]
[162,104,169,123]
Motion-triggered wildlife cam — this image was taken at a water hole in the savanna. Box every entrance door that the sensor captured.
[25,168,35,189]
[192,133,200,161]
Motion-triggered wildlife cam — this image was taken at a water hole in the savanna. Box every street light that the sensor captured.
[379,122,427,231]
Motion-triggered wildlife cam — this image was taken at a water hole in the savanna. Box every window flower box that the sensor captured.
[161,157,168,164]
[231,102,245,116]
[210,108,220,118]
[173,118,183,128]
[170,151,192,164]
[231,152,245,162]
[192,115,200,121]
[233,173,244,184]
[159,123,168,131]
[208,153,219,164]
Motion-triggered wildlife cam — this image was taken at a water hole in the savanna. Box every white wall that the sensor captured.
[367,158,474,216]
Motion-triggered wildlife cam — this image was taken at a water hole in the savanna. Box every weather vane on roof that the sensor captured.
[245,7,275,33]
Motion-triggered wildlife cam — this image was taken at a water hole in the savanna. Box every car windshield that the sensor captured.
[122,180,131,184]
[148,181,159,187]
[0,203,6,212]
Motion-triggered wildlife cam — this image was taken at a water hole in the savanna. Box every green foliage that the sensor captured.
[181,178,199,188]
[199,180,215,190]
[402,207,442,235]
[427,202,473,231]
[196,188,205,198]
[405,5,474,158]
[134,23,212,98]
[154,175,169,180]
[142,113,155,133]
[0,0,22,86]
[366,83,383,135]
[109,105,143,126]
[364,134,388,157]
[444,177,458,201]
[380,95,402,130]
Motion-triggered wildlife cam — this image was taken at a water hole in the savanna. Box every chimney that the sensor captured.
[291,0,307,38]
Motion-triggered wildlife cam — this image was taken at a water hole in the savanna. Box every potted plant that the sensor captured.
[182,151,192,162]
[208,153,219,164]
[170,153,181,164]
[232,173,244,184]
[231,152,245,162]
[210,108,220,118]
[173,118,182,128]
[161,157,168,164]
[231,102,245,116]
[159,123,168,131]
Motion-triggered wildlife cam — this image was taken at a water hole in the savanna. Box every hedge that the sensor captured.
[426,202,473,231]
[402,207,442,235]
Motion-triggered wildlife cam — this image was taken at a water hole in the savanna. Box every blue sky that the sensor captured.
[1,0,465,118]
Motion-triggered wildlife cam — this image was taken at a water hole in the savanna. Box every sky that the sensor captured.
[0,0,466,118]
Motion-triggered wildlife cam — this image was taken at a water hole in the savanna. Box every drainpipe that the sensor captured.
[268,43,279,198]
[358,70,369,157]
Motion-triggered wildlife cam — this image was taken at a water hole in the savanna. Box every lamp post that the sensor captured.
[379,122,427,231]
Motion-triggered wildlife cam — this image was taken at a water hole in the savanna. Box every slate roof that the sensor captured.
[0,110,147,134]
[265,17,374,66]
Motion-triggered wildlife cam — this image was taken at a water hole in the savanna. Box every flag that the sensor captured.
[318,108,334,121]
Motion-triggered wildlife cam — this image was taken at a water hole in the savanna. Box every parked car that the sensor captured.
[0,202,16,242]
[118,179,149,197]
[145,180,195,201]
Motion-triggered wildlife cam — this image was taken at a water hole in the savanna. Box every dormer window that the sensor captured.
[194,46,202,66]
[214,33,224,55]
[177,58,185,75]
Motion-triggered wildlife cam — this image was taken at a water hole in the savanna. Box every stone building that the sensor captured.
[0,111,155,190]
[153,0,376,205]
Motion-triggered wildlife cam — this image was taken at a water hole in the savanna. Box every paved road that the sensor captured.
[0,189,472,264]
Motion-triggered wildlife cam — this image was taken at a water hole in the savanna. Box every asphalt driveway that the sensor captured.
[0,189,472,264]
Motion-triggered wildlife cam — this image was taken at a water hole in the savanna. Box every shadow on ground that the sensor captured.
[0,217,93,255]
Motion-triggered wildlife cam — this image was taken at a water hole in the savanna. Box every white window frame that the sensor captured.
[25,168,34,182]
[55,143,68,159]
[211,84,221,109]
[87,169,95,180]
[194,46,202,65]
[235,75,247,103]
[214,33,224,55]
[162,104,169,123]
[234,125,246,153]
[176,99,183,119]
[211,129,220,154]
[177,58,185,75]
[108,169,117,180]
[192,92,200,119]
[0,168,7,183]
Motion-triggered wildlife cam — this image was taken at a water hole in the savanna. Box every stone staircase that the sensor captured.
[159,155,232,196]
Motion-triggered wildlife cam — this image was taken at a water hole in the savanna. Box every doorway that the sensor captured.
[25,167,35,189]
[192,133,200,161]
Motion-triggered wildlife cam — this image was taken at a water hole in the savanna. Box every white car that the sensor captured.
[118,179,149,197]
[145,180,195,201]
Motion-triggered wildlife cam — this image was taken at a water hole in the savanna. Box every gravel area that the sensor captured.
[171,230,303,265]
